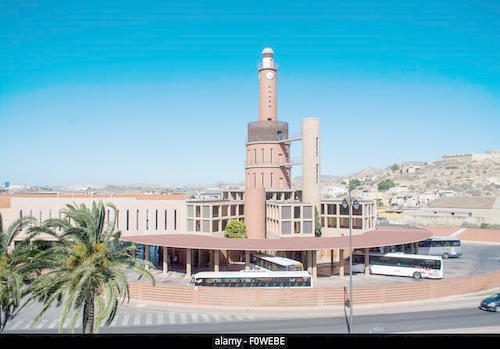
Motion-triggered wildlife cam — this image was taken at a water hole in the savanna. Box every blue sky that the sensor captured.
[0,0,499,186]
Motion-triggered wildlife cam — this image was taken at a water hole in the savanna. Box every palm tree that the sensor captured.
[26,201,156,334]
[0,213,38,332]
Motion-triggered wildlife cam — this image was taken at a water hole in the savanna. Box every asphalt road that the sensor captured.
[3,293,499,335]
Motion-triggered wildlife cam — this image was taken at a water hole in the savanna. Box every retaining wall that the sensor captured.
[128,270,500,307]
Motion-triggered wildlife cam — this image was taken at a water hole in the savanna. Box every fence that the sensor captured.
[128,270,500,308]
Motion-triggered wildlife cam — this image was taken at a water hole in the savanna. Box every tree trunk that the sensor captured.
[82,294,94,334]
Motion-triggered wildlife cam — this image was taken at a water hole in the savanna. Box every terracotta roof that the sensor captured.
[119,225,432,251]
[0,193,186,200]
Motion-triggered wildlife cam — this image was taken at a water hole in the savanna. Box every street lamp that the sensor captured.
[342,189,359,334]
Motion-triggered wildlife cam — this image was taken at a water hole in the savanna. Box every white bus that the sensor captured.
[418,237,462,258]
[190,270,313,288]
[251,254,304,271]
[352,252,443,279]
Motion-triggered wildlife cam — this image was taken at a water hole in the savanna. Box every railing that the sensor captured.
[245,157,301,168]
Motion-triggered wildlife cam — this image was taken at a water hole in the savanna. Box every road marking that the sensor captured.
[35,319,49,329]
[9,320,24,330]
[158,312,165,325]
[121,315,130,326]
[179,313,187,324]
[450,228,466,237]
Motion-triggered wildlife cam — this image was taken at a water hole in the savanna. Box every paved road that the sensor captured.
[3,292,499,334]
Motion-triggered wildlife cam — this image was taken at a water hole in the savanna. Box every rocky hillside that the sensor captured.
[326,157,500,196]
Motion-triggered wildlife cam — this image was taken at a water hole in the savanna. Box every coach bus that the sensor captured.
[351,252,443,279]
[190,270,313,288]
[250,254,304,271]
[418,237,462,258]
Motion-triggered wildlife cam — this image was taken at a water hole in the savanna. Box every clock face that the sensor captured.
[266,72,274,80]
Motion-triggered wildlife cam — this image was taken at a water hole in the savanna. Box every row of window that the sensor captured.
[187,204,244,219]
[19,208,177,232]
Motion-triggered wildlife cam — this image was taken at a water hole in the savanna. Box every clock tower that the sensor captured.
[258,47,278,122]
[245,48,291,239]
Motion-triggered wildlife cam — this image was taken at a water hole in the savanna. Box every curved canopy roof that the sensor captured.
[119,225,432,251]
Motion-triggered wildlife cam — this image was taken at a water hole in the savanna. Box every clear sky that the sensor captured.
[1,0,499,186]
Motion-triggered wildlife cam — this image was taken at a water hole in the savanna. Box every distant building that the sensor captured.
[402,196,500,226]
[441,149,500,162]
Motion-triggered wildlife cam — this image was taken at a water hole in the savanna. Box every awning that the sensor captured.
[119,224,432,251]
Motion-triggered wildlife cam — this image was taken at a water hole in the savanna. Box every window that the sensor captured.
[174,210,177,230]
[116,210,119,228]
[136,210,139,230]
[253,173,256,188]
[261,173,264,187]
[270,173,273,188]
[126,210,129,231]
[146,210,149,230]
[261,148,265,163]
[164,209,167,230]
[316,164,319,184]
[316,137,319,156]
[254,149,256,163]
[294,206,301,219]
[155,209,158,230]
[270,149,273,163]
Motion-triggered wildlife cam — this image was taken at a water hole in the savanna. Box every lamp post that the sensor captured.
[342,188,359,334]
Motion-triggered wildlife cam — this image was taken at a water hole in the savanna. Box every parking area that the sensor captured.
[125,241,500,288]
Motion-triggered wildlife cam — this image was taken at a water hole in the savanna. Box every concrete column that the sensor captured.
[339,249,344,278]
[301,118,321,213]
[214,250,220,272]
[162,246,168,273]
[312,250,317,280]
[414,242,419,254]
[186,248,192,278]
[330,249,334,276]
[307,251,313,274]
[198,249,202,267]
[245,251,251,270]
[364,248,370,275]
[144,244,150,262]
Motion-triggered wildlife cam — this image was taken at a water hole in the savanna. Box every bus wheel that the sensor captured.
[443,253,449,259]
[413,272,421,279]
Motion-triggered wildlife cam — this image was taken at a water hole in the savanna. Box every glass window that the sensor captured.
[303,206,312,219]
[303,221,313,234]
[282,206,291,219]
[212,205,220,218]
[281,221,291,234]
[187,205,194,217]
[202,206,210,218]
[294,221,301,234]
[294,206,301,219]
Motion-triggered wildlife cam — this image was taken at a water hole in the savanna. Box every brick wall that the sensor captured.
[127,271,500,307]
